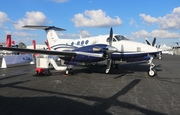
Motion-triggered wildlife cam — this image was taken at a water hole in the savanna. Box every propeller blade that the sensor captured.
[145,38,151,46]
[105,27,115,73]
[106,58,112,73]
[109,27,113,46]
[152,37,156,46]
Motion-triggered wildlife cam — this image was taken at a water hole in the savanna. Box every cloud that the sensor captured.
[4,31,38,45]
[57,32,79,39]
[0,11,10,29]
[80,30,92,38]
[14,37,33,45]
[139,7,180,30]
[132,29,180,39]
[12,32,38,37]
[0,23,4,29]
[129,18,139,28]
[139,14,158,24]
[52,0,68,3]
[13,11,50,30]
[132,30,151,38]
[89,1,93,3]
[0,11,10,23]
[57,30,92,39]
[71,9,122,28]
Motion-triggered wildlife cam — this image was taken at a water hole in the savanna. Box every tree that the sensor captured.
[18,42,27,48]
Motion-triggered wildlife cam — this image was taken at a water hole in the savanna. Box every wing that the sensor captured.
[0,47,76,56]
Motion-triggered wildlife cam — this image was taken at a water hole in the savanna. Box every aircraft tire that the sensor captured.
[148,69,156,77]
[65,69,69,75]
[65,69,73,75]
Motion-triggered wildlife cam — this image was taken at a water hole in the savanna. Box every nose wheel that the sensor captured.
[148,56,157,77]
[148,68,156,77]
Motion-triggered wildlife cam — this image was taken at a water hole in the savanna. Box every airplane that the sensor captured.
[0,25,159,77]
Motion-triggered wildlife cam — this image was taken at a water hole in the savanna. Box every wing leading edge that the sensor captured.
[0,47,76,56]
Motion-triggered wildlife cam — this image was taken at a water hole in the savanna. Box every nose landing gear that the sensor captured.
[148,56,157,77]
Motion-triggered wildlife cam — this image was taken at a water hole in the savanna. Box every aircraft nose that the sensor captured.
[106,46,118,53]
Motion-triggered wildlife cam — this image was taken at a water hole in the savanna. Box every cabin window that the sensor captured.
[81,41,84,45]
[85,40,89,45]
[77,41,80,45]
[71,42,74,46]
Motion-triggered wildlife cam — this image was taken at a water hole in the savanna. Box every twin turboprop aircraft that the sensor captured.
[0,25,159,77]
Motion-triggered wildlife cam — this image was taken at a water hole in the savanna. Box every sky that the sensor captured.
[0,0,180,46]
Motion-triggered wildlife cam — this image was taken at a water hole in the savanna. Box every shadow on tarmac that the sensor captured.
[0,79,167,115]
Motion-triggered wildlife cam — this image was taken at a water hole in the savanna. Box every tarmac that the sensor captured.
[0,54,180,115]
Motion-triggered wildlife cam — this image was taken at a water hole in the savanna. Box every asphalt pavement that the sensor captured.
[0,54,180,115]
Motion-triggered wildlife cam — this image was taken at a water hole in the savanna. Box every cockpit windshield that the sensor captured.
[114,35,129,41]
[106,35,129,42]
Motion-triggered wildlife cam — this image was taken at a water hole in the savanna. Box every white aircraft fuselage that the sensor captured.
[47,30,158,57]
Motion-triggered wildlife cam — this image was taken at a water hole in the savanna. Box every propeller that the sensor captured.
[145,37,156,47]
[109,27,113,46]
[92,27,117,73]
[106,27,114,73]
[145,38,151,46]
[152,37,156,47]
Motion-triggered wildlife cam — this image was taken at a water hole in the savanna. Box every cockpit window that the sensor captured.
[106,37,117,42]
[114,35,129,41]
[106,35,129,42]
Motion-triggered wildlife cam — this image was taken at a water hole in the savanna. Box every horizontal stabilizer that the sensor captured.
[22,25,66,31]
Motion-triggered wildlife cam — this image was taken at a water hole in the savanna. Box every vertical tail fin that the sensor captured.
[22,25,66,50]
[6,34,12,47]
[46,28,61,48]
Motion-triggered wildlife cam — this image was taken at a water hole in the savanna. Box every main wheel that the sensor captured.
[148,69,156,77]
[65,69,73,75]
[65,69,69,75]
[158,52,162,59]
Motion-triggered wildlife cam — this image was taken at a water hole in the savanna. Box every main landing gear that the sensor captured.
[148,56,156,77]
[64,65,74,75]
[65,68,74,75]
